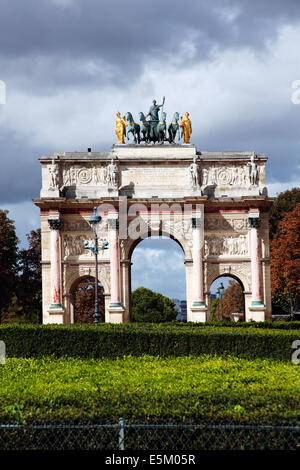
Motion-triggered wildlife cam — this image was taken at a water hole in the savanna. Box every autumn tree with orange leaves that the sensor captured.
[218,280,244,321]
[73,277,105,323]
[271,203,300,315]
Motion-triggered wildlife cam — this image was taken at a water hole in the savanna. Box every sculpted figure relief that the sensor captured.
[49,159,59,189]
[115,112,127,144]
[63,234,109,258]
[180,112,192,144]
[107,159,118,189]
[248,154,258,186]
[146,97,165,121]
[198,163,259,189]
[114,98,192,145]
[205,235,248,256]
[189,157,200,188]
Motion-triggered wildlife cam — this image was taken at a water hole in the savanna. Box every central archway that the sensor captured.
[130,236,187,321]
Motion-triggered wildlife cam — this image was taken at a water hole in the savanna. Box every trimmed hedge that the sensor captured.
[1,355,300,424]
[1,323,300,361]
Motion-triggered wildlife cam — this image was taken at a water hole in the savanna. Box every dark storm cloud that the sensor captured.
[0,128,42,203]
[1,0,300,90]
[0,0,299,213]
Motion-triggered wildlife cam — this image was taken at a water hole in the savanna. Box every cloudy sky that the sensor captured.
[0,0,299,298]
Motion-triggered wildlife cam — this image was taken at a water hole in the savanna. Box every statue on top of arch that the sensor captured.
[115,97,192,145]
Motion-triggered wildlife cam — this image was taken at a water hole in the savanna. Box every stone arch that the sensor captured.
[64,264,110,298]
[208,272,246,321]
[205,262,251,294]
[123,214,190,260]
[127,233,187,321]
[127,232,186,260]
[69,275,105,323]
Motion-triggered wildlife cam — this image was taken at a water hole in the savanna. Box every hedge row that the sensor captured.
[1,323,300,361]
[154,320,300,330]
[1,355,300,424]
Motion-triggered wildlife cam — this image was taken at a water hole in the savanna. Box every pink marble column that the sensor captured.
[109,218,122,308]
[249,216,264,306]
[48,219,63,309]
[192,217,205,306]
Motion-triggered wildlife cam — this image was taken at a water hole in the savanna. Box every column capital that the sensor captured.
[248,217,261,229]
[48,219,61,231]
[108,218,119,230]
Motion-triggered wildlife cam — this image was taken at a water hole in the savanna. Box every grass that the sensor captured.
[1,354,300,424]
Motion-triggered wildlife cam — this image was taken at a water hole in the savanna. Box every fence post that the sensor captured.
[119,417,125,450]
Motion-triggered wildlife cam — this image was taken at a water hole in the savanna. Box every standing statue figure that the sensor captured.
[189,157,200,188]
[107,159,118,188]
[180,112,192,144]
[248,154,258,186]
[49,159,59,189]
[115,112,127,144]
[146,96,165,122]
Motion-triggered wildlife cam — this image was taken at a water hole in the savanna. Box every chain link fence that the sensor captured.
[0,419,300,450]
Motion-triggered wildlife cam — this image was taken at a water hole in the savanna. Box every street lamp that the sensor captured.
[219,282,225,321]
[216,287,220,320]
[84,207,109,324]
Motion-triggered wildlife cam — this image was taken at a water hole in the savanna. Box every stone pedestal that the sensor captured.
[190,305,207,323]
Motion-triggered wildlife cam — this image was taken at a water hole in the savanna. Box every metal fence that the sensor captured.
[0,419,300,450]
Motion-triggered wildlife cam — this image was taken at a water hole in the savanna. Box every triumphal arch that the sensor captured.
[34,102,273,324]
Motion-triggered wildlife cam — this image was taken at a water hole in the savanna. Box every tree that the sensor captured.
[270,203,300,316]
[269,188,300,240]
[0,210,18,320]
[132,287,177,323]
[17,229,42,323]
[1,295,24,324]
[219,281,244,320]
[209,298,219,319]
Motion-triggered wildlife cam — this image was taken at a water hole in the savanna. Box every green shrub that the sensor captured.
[0,323,300,361]
[132,287,177,322]
[1,355,300,423]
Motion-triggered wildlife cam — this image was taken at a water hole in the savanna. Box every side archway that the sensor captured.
[209,274,245,321]
[70,275,105,323]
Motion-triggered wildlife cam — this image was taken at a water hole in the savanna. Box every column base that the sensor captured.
[251,301,265,307]
[48,303,64,314]
[189,304,207,323]
[109,302,123,308]
[108,304,125,323]
[192,301,205,307]
[247,304,266,322]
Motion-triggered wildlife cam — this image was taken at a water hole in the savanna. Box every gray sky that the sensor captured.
[0,0,299,297]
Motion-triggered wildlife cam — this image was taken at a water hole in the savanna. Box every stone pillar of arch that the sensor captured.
[248,209,266,321]
[189,209,207,322]
[48,218,64,315]
[108,212,125,322]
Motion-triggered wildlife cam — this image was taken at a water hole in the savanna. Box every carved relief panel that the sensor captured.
[204,235,249,256]
[62,164,108,187]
